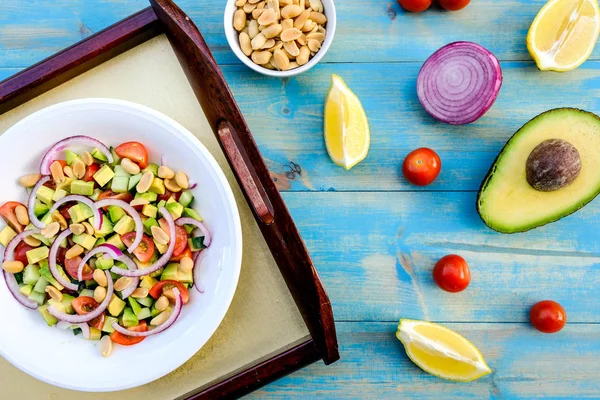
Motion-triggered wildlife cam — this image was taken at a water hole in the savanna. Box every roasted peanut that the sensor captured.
[151,226,170,245]
[175,171,189,189]
[69,223,85,235]
[164,178,182,193]
[252,51,272,64]
[41,222,60,238]
[52,211,68,230]
[2,261,24,274]
[180,256,194,273]
[93,269,108,287]
[94,286,107,303]
[239,32,253,56]
[131,287,149,298]
[114,277,133,292]
[65,244,84,260]
[82,221,94,235]
[233,9,247,31]
[100,335,112,357]
[50,161,66,183]
[45,285,63,302]
[63,165,75,179]
[24,235,41,247]
[281,28,302,41]
[281,4,302,18]
[262,23,282,39]
[284,40,300,57]
[136,171,154,193]
[82,151,94,166]
[273,49,290,70]
[150,310,171,326]
[121,158,141,175]
[251,33,267,50]
[18,174,42,188]
[15,205,29,226]
[296,45,310,65]
[155,295,169,312]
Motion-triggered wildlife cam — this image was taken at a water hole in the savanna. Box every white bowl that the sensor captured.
[0,98,242,392]
[224,0,336,77]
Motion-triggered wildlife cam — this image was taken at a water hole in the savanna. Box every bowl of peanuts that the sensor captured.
[225,0,336,77]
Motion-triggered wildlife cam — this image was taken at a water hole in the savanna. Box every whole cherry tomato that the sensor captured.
[438,0,470,11]
[402,148,441,186]
[433,254,470,293]
[530,300,566,333]
[397,0,432,12]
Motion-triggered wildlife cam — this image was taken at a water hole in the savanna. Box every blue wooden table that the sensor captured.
[3,0,600,398]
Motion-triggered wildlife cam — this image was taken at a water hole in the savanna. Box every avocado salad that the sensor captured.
[0,136,210,356]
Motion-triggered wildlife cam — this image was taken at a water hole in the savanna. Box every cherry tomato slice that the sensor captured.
[97,190,134,203]
[82,163,100,183]
[89,312,105,330]
[64,256,93,281]
[158,218,188,257]
[397,0,432,12]
[72,296,99,315]
[402,148,441,186]
[530,300,566,333]
[170,247,192,262]
[14,242,35,265]
[432,254,470,293]
[148,280,189,304]
[110,321,148,346]
[115,142,149,169]
[438,0,470,11]
[122,233,155,263]
[157,189,182,203]
[0,201,25,232]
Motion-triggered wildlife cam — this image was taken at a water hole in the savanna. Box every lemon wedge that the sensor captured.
[324,74,370,170]
[527,0,600,72]
[396,319,492,382]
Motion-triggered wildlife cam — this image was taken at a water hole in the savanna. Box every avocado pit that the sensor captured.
[526,139,581,192]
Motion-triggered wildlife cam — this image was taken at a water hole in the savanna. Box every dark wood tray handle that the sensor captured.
[218,121,275,225]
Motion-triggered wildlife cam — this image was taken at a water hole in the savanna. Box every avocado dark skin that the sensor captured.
[526,139,581,192]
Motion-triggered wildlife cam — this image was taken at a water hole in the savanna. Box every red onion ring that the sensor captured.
[47,271,113,323]
[77,244,138,298]
[192,250,207,294]
[94,199,143,253]
[56,321,90,339]
[176,217,211,247]
[417,41,502,125]
[40,135,112,175]
[47,195,102,230]
[111,288,182,336]
[49,229,79,291]
[188,182,197,190]
[2,229,41,309]
[28,176,51,228]
[110,207,175,277]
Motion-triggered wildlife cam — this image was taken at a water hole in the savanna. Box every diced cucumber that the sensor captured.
[114,165,131,178]
[39,265,64,290]
[65,150,79,165]
[95,237,106,246]
[128,297,142,316]
[111,176,129,193]
[23,265,41,285]
[102,316,119,333]
[135,296,154,307]
[142,163,159,176]
[33,277,49,293]
[90,188,102,201]
[70,180,94,196]
[29,290,46,306]
[110,147,120,167]
[52,188,68,202]
[79,288,95,298]
[135,191,157,203]
[0,226,17,247]
[38,305,58,326]
[62,293,75,314]
[189,236,206,252]
[161,263,179,281]
[156,200,166,210]
[19,284,33,297]
[183,207,203,221]
[36,186,55,205]
[136,308,151,320]
[33,200,50,217]
[56,178,73,192]
[121,307,139,327]
[96,255,115,270]
[128,173,142,191]
[179,191,194,208]
[26,246,49,265]
[91,147,108,162]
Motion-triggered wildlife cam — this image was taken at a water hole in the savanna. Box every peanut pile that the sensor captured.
[233,0,328,71]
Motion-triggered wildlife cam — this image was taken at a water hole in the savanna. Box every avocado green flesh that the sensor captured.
[478,108,600,233]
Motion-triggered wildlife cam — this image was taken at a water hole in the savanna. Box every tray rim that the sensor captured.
[0,1,339,399]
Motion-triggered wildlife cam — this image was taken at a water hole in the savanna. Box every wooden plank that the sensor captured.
[247,321,600,399]
[282,191,600,323]
[2,0,600,68]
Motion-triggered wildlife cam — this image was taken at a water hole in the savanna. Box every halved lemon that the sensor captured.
[324,74,370,170]
[396,319,492,382]
[527,0,600,72]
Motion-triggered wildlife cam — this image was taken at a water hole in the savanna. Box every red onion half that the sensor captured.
[94,199,143,253]
[110,207,175,277]
[40,136,113,175]
[112,288,182,336]
[49,228,79,291]
[2,229,41,309]
[176,217,211,247]
[48,195,102,230]
[417,41,502,125]
[48,271,113,323]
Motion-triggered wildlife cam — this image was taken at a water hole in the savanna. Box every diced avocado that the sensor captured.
[26,246,49,265]
[33,277,49,293]
[128,297,142,316]
[135,296,154,307]
[184,225,193,235]
[178,264,193,283]
[70,180,94,196]
[65,149,80,165]
[128,173,142,191]
[105,234,125,251]
[188,236,206,252]
[142,204,158,219]
[110,147,120,167]
[150,267,163,279]
[93,164,115,187]
[136,308,151,320]
[52,188,68,202]
[108,205,127,223]
[143,217,159,235]
[56,178,73,192]
[96,255,115,270]
[142,163,159,176]
[154,239,168,254]
[91,148,108,162]
[39,265,64,290]
[28,290,46,306]
[48,299,67,314]
[102,315,119,333]
[68,203,94,223]
[23,265,41,285]
[19,284,33,297]
[88,327,101,340]
[108,294,126,317]
[62,293,75,314]
[166,196,176,205]
[161,263,179,281]
[149,178,165,195]
[179,191,194,208]
[114,165,131,178]
[113,215,135,235]
[72,234,97,250]
[93,215,113,238]
[135,191,158,202]
[183,208,203,221]
[0,226,17,247]
[90,188,102,201]
[140,275,158,290]
[111,176,129,193]
[79,288,95,298]
[477,108,600,233]
[34,200,50,217]
[121,307,139,328]
[166,202,184,220]
[36,185,55,205]
[95,237,106,246]
[157,200,166,209]
[38,305,58,326]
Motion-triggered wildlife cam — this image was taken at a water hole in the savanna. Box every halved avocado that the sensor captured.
[477,108,600,233]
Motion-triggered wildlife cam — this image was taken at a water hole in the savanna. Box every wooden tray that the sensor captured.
[0,1,339,398]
